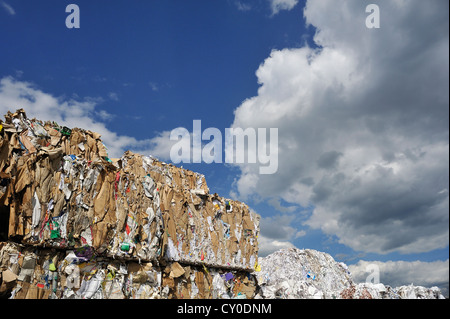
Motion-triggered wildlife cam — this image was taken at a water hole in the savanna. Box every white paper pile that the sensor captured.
[255,248,446,299]
[255,248,353,299]
[395,284,445,299]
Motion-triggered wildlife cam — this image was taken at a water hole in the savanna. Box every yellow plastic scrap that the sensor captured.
[202,264,209,274]
[254,262,261,272]
[49,262,56,272]
[106,270,115,280]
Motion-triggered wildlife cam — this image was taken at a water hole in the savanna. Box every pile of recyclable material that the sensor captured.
[255,248,353,299]
[254,248,445,299]
[0,241,257,299]
[0,109,259,299]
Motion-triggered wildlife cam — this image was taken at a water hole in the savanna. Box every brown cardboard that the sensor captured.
[169,262,185,278]
[1,268,17,283]
[1,109,259,277]
[0,241,258,299]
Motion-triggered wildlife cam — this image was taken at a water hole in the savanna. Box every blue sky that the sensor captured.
[1,0,448,294]
[1,1,311,131]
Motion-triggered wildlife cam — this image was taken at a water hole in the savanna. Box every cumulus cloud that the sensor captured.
[261,214,301,240]
[257,213,306,256]
[0,76,163,159]
[230,0,449,254]
[258,235,295,257]
[349,259,449,297]
[268,197,297,213]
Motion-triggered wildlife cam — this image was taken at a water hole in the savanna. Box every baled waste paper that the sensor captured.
[0,109,259,299]
[0,241,257,299]
[254,247,446,299]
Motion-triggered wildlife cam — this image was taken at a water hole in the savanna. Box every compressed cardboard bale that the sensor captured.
[1,109,260,272]
[0,242,62,299]
[127,261,161,299]
[160,190,260,270]
[118,151,259,271]
[0,111,161,262]
[1,242,162,299]
[103,152,164,262]
[160,262,258,299]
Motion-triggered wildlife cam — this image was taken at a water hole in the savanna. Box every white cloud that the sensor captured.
[235,1,251,12]
[258,235,295,257]
[148,81,171,93]
[268,197,297,213]
[108,92,119,101]
[349,259,449,297]
[1,1,15,15]
[149,82,159,92]
[269,0,298,16]
[229,0,449,254]
[95,109,115,121]
[147,130,179,161]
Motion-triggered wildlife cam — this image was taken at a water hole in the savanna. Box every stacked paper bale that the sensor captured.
[0,241,161,299]
[0,109,259,299]
[0,241,257,299]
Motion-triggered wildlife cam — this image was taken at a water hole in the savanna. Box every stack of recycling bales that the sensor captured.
[0,109,260,299]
